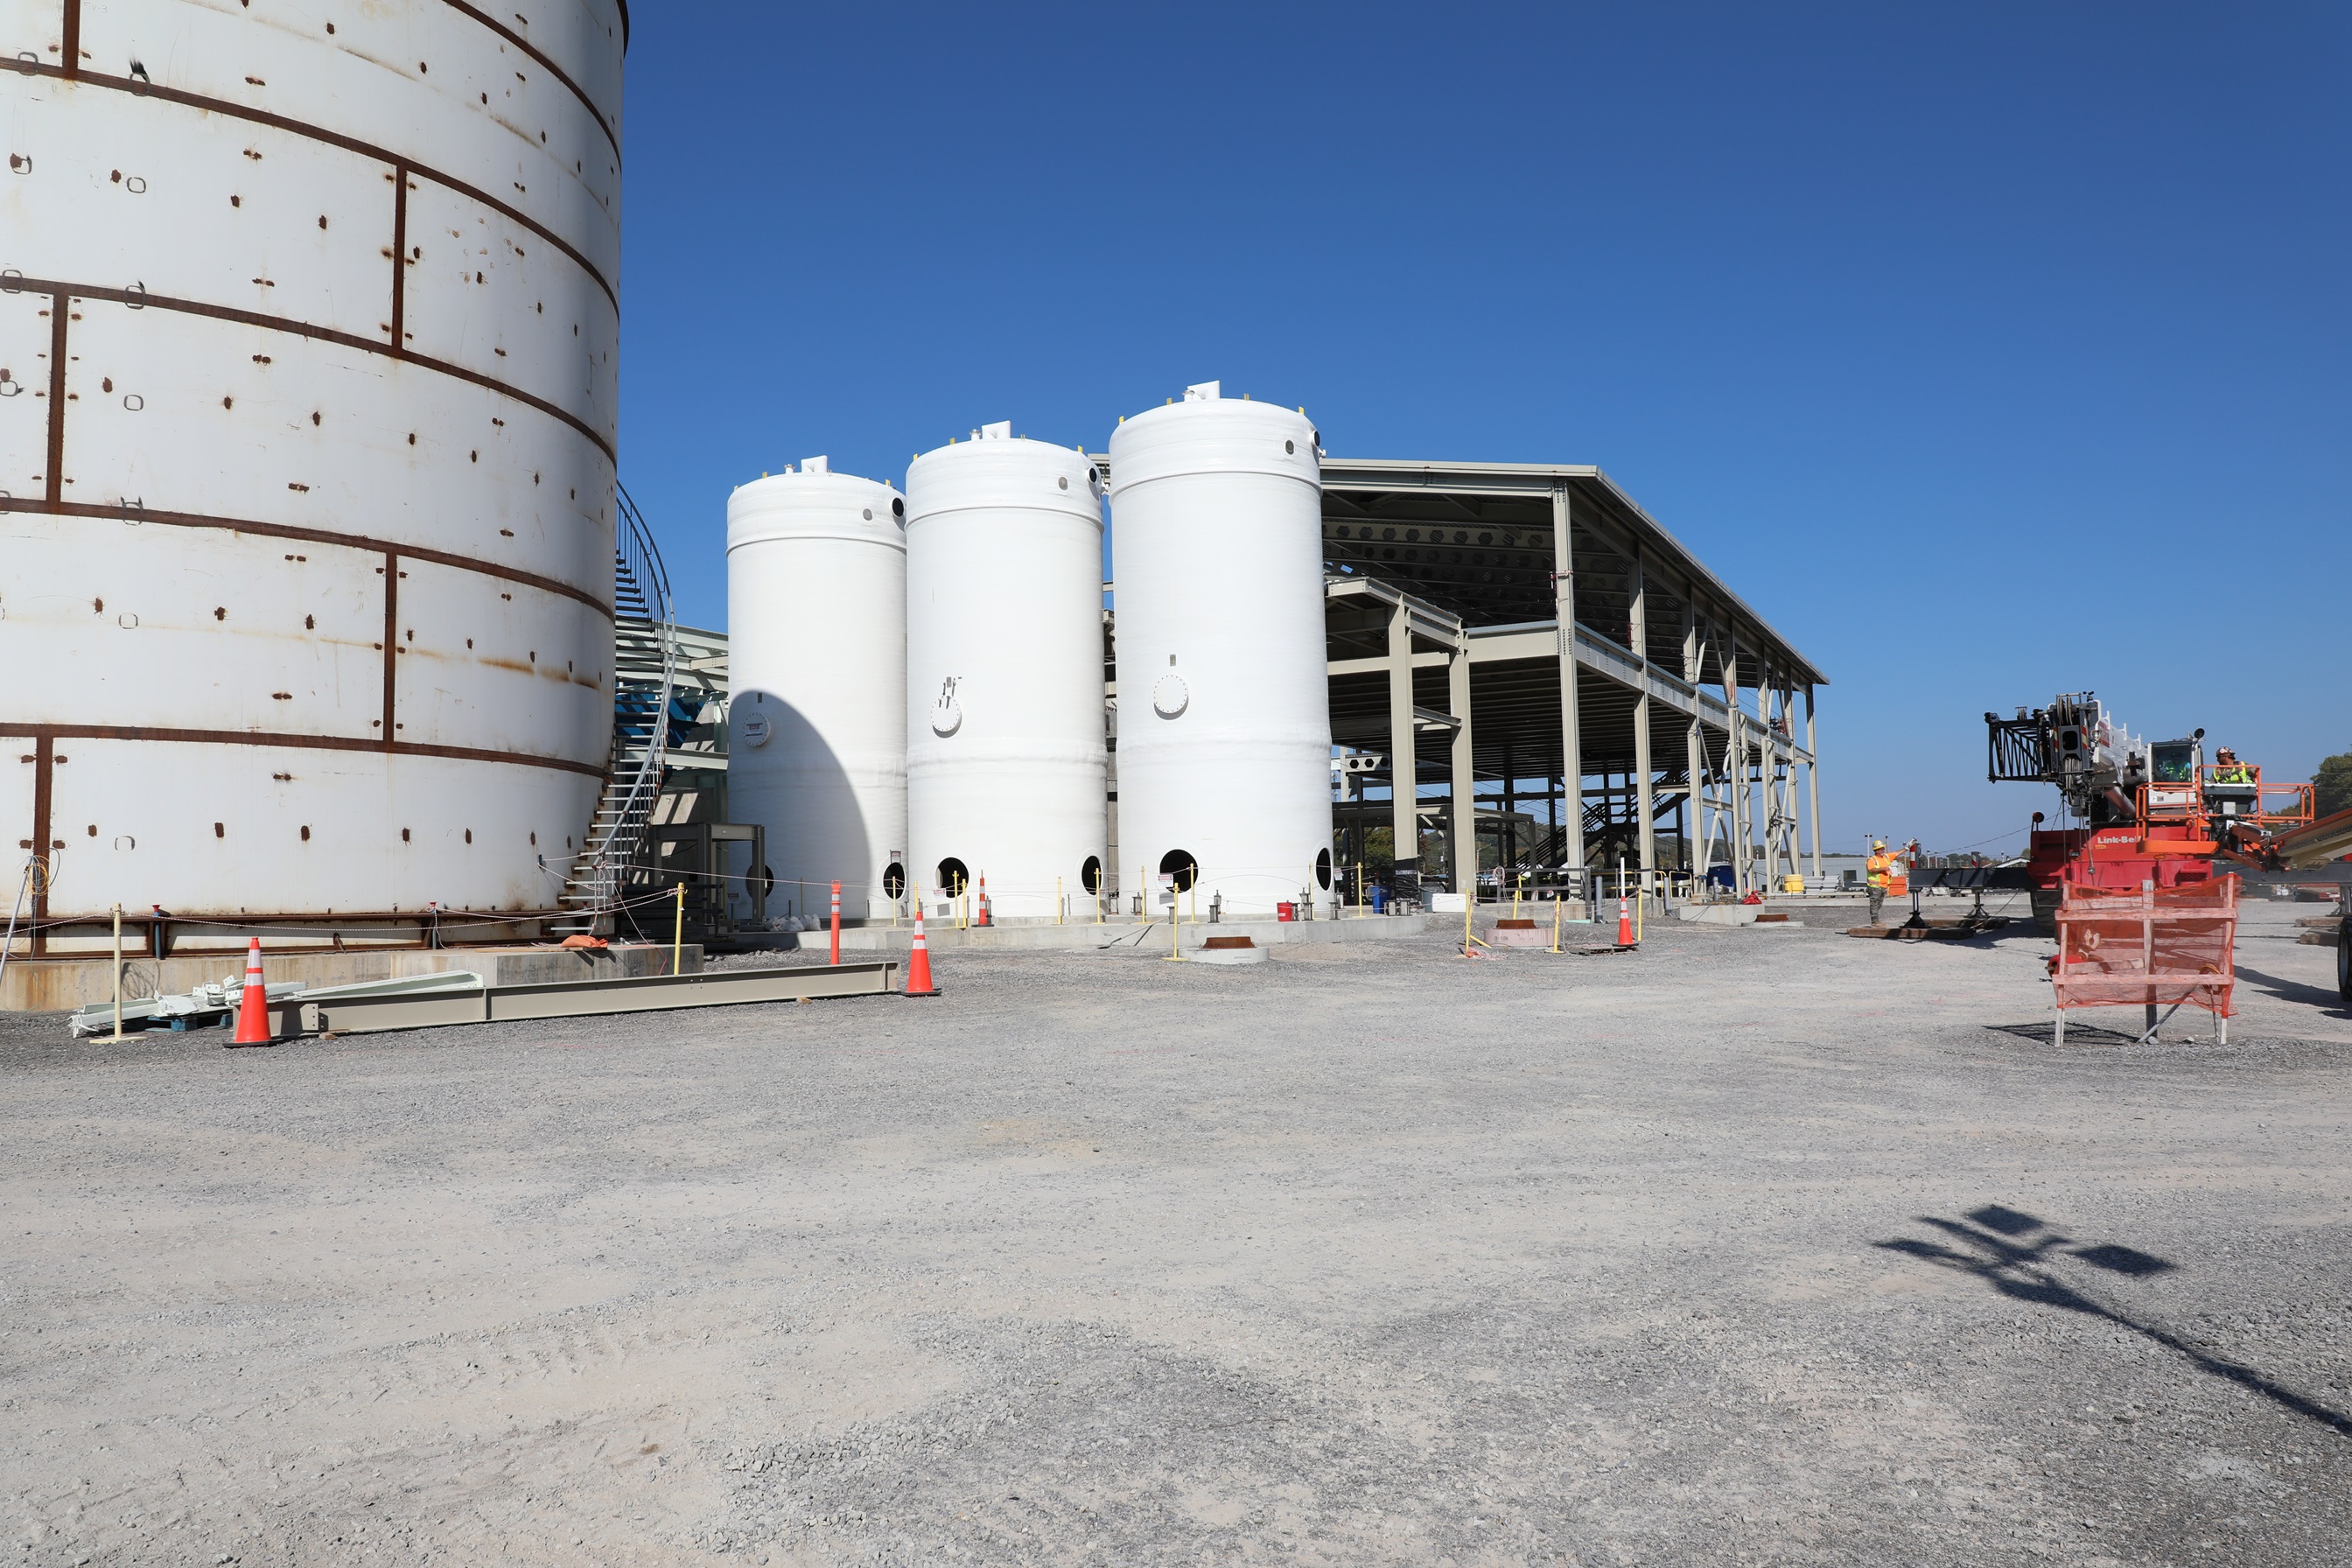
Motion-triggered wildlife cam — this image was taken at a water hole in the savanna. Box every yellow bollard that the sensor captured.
[1461,894,1488,951]
[1550,894,1562,953]
[671,881,685,976]
[1057,876,1063,926]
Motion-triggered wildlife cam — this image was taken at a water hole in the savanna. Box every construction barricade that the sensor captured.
[2051,877,2236,1046]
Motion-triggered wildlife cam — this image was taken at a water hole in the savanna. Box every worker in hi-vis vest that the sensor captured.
[2211,747,2250,784]
[1866,838,1900,925]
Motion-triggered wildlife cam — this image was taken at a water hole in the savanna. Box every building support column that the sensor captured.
[1755,677,1775,889]
[1722,629,1747,896]
[1551,484,1586,890]
[1768,680,1791,888]
[1684,613,1706,898]
[1805,684,1823,882]
[1757,675,1775,890]
[1760,681,1778,887]
[1775,679,1802,885]
[1628,550,1656,892]
[1774,680,1796,887]
[1386,602,1419,896]
[1502,738,1518,872]
[1449,640,1474,896]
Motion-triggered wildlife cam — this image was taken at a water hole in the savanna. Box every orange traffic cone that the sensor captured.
[975,877,991,928]
[1616,889,1635,948]
[228,937,276,1046]
[904,904,939,997]
[829,879,843,966]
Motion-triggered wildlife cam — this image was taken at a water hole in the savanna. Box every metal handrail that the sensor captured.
[565,484,678,920]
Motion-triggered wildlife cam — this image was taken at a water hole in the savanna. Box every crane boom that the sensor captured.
[2248,802,2352,872]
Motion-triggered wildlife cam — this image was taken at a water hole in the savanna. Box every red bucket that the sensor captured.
[1276,902,1296,921]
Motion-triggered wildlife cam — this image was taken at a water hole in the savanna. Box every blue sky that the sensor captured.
[614,3,2348,854]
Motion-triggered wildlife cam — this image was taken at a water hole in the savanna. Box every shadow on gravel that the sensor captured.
[1982,1020,2145,1046]
[2232,963,2350,1017]
[1876,1205,2352,1442]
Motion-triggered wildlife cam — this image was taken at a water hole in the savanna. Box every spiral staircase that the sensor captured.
[556,486,691,934]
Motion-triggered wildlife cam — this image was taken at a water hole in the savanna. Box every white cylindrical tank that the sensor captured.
[1106,384,1331,915]
[0,2,626,945]
[726,461,907,922]
[905,425,1106,920]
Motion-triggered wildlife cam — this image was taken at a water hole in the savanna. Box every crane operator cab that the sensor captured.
[2142,737,2203,823]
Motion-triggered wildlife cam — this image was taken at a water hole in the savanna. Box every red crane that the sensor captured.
[1984,694,2314,934]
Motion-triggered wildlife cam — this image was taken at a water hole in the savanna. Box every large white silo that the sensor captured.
[726,462,907,923]
[1106,384,1331,916]
[0,2,626,949]
[905,424,1106,920]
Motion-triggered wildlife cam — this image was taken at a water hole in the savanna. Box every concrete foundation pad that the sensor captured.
[1677,904,1760,927]
[754,914,1441,956]
[1,942,700,1013]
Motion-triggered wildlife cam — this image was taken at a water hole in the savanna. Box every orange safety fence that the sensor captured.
[2051,876,2236,1044]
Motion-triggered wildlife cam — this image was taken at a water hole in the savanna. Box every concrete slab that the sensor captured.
[1677,903,1760,926]
[740,913,1442,956]
[0,942,701,1012]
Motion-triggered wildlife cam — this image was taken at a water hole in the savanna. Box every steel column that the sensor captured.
[1805,684,1823,881]
[1722,628,1746,896]
[1684,612,1705,897]
[1628,550,1657,888]
[1449,643,1474,894]
[1551,485,1585,877]
[1774,679,1802,885]
[1386,603,1419,890]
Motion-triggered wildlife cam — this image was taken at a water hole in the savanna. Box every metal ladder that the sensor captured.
[556,485,682,935]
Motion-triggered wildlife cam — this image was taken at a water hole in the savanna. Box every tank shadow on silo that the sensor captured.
[732,689,873,927]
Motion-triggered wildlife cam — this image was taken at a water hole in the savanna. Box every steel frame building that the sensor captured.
[1316,460,1825,899]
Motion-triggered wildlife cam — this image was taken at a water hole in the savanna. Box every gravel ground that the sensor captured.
[4,903,2348,1567]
